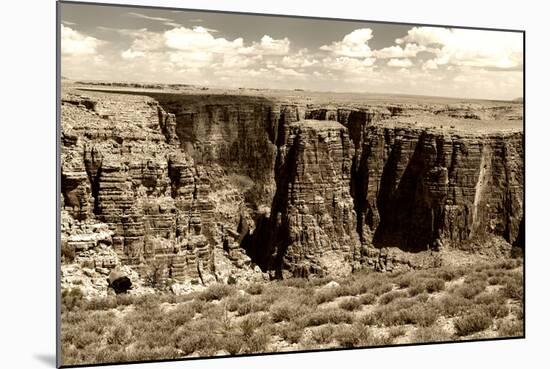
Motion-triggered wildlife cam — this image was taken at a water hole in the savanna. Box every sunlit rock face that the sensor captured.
[60,86,524,286]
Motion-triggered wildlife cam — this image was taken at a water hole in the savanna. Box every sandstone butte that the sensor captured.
[60,83,524,296]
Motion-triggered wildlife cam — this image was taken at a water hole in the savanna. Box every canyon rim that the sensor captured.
[58,2,525,367]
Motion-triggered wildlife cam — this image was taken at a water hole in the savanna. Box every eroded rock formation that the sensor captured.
[60,86,524,290]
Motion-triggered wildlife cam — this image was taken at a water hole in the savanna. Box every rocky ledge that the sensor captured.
[60,86,524,294]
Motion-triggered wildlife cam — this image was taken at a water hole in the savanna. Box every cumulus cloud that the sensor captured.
[322,56,376,72]
[320,28,374,58]
[239,35,290,56]
[396,26,523,69]
[164,26,244,53]
[387,58,413,68]
[373,43,426,58]
[281,48,318,68]
[61,24,103,56]
[61,20,523,100]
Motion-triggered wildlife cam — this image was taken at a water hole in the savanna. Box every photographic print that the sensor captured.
[58,1,524,366]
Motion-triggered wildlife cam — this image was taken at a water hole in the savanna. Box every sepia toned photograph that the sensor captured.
[58,1,524,367]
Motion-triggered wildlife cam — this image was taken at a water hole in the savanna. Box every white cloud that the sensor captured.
[239,35,290,56]
[167,50,214,68]
[218,54,262,69]
[164,26,244,53]
[61,25,103,56]
[320,28,374,58]
[121,49,145,60]
[396,27,450,46]
[373,43,425,58]
[266,64,305,77]
[396,27,523,69]
[387,58,413,68]
[126,29,165,51]
[422,59,438,70]
[322,56,376,73]
[281,49,318,68]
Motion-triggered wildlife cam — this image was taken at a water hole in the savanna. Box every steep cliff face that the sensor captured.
[245,120,361,278]
[60,87,524,286]
[350,126,524,257]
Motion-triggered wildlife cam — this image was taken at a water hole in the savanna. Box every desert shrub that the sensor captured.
[281,278,308,289]
[93,346,128,364]
[464,271,489,284]
[408,304,439,327]
[314,287,341,304]
[225,294,251,312]
[61,288,84,311]
[188,298,208,314]
[414,293,431,303]
[106,325,129,345]
[239,314,267,340]
[333,323,390,348]
[501,278,523,300]
[437,294,473,317]
[411,326,450,343]
[452,280,487,299]
[169,304,195,326]
[482,303,509,319]
[425,278,446,293]
[313,325,335,344]
[243,327,270,353]
[198,283,236,302]
[246,283,264,295]
[436,269,457,282]
[497,319,523,337]
[374,299,436,327]
[370,282,394,296]
[357,313,376,326]
[395,273,413,288]
[358,293,377,305]
[453,311,493,336]
[333,325,364,348]
[74,331,100,349]
[496,259,521,270]
[270,301,311,323]
[61,243,75,263]
[407,282,426,297]
[222,332,243,355]
[238,298,270,316]
[302,308,353,327]
[82,296,119,311]
[487,276,502,285]
[174,329,220,355]
[338,297,362,311]
[277,322,304,344]
[379,290,408,305]
[474,292,506,306]
[388,326,407,338]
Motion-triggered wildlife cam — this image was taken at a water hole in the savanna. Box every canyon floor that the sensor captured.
[60,82,524,366]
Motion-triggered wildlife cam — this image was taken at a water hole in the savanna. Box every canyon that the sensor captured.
[60,84,524,295]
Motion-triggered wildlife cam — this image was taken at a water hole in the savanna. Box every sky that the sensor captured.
[60,2,523,100]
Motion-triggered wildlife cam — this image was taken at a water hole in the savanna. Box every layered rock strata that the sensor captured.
[60,87,524,286]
